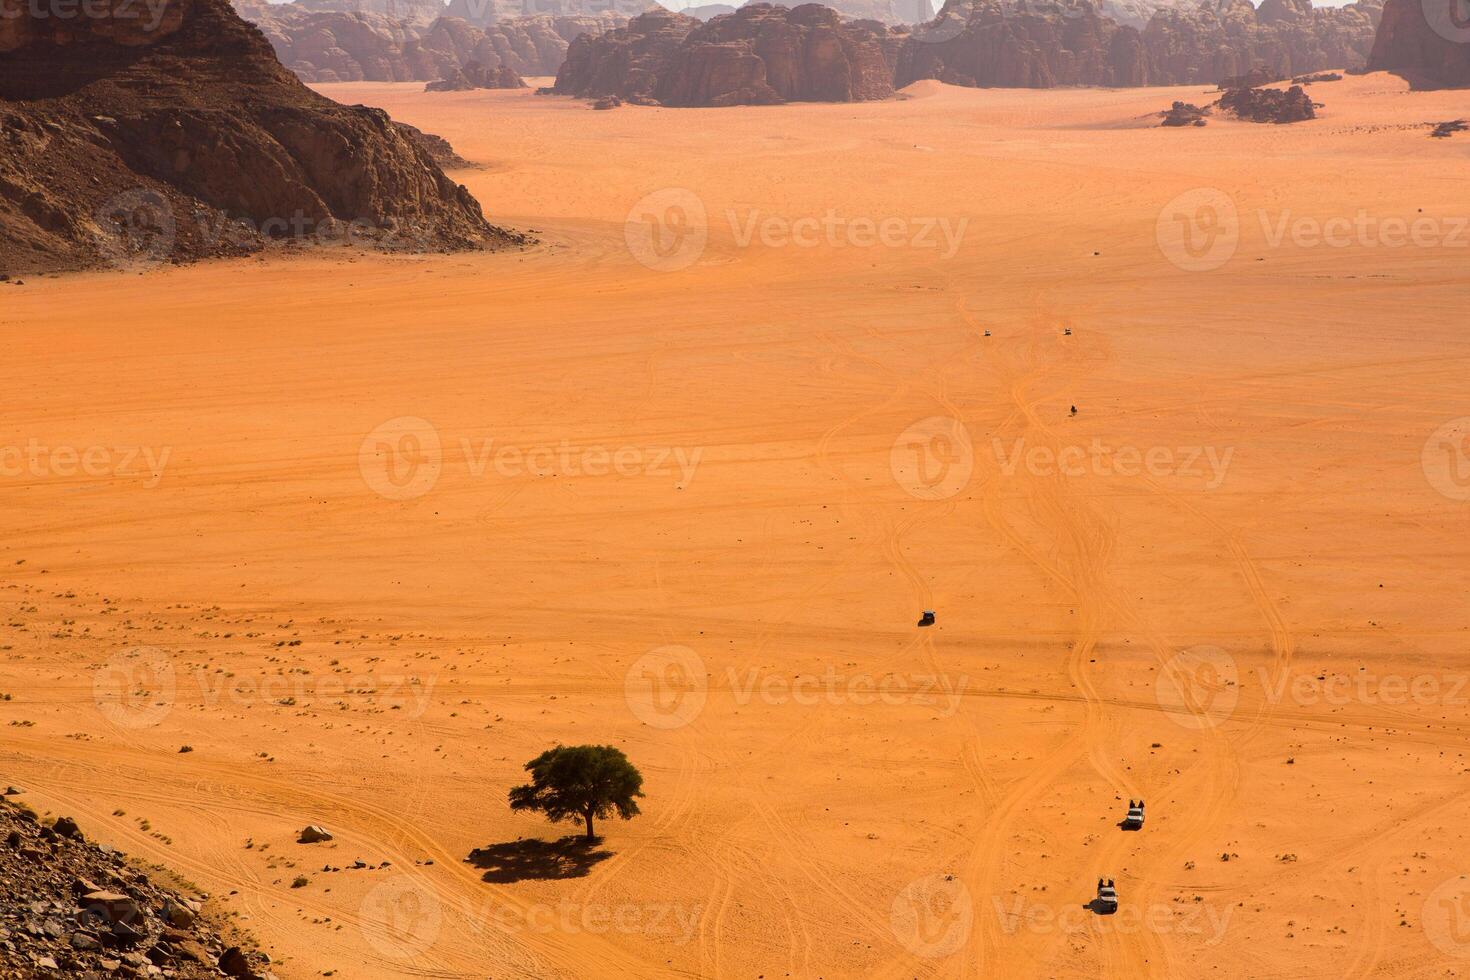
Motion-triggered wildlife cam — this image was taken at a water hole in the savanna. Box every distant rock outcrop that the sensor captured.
[235,1,629,81]
[895,0,1152,88]
[554,4,895,105]
[1366,0,1470,88]
[683,3,739,19]
[427,59,530,86]
[1217,82,1318,121]
[895,0,1382,89]
[442,0,656,28]
[1159,99,1208,125]
[1142,0,1382,85]
[0,0,521,273]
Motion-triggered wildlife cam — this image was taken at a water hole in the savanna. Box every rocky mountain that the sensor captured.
[443,0,657,27]
[893,0,1381,89]
[291,0,450,26]
[683,3,740,18]
[236,1,627,80]
[426,58,531,85]
[679,0,932,24]
[1140,0,1382,86]
[895,0,1150,87]
[554,3,896,104]
[1366,0,1470,87]
[0,0,520,273]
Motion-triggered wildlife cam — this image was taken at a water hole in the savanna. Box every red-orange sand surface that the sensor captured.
[2,74,1469,978]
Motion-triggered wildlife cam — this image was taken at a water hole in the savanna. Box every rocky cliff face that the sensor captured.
[442,0,655,28]
[894,0,1381,89]
[0,0,520,272]
[1366,0,1470,88]
[554,3,895,104]
[426,58,531,85]
[895,0,1150,87]
[237,1,626,80]
[1141,0,1382,86]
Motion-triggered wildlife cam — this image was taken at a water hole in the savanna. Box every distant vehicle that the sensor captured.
[917,610,936,627]
[1064,327,1073,336]
[1094,878,1118,914]
[983,330,991,337]
[1123,799,1145,829]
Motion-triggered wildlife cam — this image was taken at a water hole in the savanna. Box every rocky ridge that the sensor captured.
[0,0,521,273]
[0,797,275,980]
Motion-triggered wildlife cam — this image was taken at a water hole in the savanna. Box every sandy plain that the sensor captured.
[2,73,1469,978]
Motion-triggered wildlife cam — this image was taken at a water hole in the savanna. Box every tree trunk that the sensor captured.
[584,810,595,841]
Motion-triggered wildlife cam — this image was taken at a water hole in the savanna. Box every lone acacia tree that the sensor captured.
[507,745,644,841]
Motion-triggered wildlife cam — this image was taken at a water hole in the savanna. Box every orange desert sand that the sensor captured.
[2,75,1469,979]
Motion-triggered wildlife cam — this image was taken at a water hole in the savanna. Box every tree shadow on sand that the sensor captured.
[466,836,613,884]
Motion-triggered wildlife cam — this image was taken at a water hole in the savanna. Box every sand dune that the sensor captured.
[2,74,1469,978]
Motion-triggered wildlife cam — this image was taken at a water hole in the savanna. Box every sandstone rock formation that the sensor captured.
[1366,0,1470,88]
[1159,99,1208,125]
[236,1,628,80]
[1217,82,1317,121]
[0,0,521,273]
[426,58,530,86]
[894,0,1382,89]
[895,0,1151,88]
[684,3,739,19]
[1142,0,1382,85]
[442,0,655,28]
[555,3,896,104]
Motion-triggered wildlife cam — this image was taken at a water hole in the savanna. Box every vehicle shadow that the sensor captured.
[466,836,613,883]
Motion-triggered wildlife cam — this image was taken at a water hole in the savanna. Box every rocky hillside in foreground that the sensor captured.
[1366,0,1470,87]
[236,0,629,81]
[0,797,275,979]
[895,0,1382,89]
[554,4,898,104]
[0,0,522,273]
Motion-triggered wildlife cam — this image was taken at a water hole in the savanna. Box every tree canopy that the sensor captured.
[507,744,644,841]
